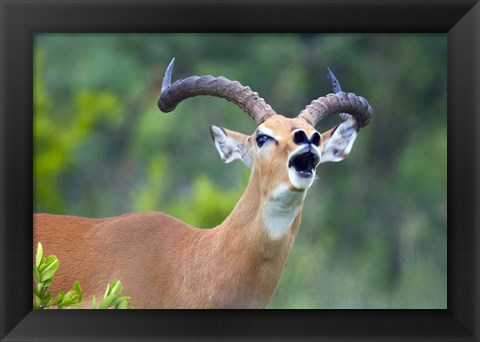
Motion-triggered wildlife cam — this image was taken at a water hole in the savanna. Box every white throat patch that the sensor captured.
[263,184,306,240]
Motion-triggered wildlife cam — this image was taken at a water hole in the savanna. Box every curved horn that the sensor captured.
[158,58,277,125]
[298,91,373,128]
[298,68,372,128]
[327,67,350,122]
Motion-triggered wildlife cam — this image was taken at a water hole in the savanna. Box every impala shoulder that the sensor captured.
[96,211,196,231]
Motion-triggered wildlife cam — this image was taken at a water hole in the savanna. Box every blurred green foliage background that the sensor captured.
[34,34,446,309]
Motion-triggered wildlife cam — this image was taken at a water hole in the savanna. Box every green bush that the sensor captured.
[33,242,133,309]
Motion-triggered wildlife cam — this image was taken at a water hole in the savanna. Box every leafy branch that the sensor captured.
[33,242,133,309]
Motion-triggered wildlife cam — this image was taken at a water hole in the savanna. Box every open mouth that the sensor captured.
[288,151,320,177]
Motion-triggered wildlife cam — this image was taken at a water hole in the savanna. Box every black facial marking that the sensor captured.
[256,134,273,148]
[310,132,320,146]
[293,130,308,145]
[294,130,320,147]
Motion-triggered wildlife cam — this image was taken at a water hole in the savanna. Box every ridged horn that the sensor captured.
[327,67,350,122]
[298,68,372,128]
[158,58,277,125]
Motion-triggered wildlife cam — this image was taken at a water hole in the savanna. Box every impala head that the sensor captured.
[158,58,372,195]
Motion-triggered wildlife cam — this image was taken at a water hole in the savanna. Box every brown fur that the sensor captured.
[33,116,333,308]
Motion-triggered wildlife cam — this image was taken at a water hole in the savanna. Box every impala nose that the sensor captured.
[293,130,320,147]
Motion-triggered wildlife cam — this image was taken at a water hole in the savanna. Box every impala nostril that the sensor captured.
[293,130,320,147]
[293,130,308,145]
[310,132,320,146]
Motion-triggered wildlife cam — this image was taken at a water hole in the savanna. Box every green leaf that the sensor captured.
[33,298,41,309]
[38,257,57,274]
[112,296,131,307]
[38,283,46,297]
[43,292,52,307]
[45,255,58,265]
[92,295,97,309]
[62,290,80,307]
[74,281,83,302]
[99,294,116,309]
[36,243,44,268]
[103,283,112,299]
[38,263,48,273]
[42,278,53,287]
[109,280,123,297]
[62,299,72,307]
[116,300,128,309]
[33,265,41,283]
[40,258,59,282]
[33,286,41,299]
[56,292,65,305]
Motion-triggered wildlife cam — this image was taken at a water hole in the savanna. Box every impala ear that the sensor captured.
[210,125,253,168]
[320,116,359,163]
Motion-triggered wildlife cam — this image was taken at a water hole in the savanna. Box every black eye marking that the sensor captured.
[310,132,321,146]
[293,131,308,145]
[256,134,273,148]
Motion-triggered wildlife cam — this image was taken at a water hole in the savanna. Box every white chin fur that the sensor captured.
[287,167,315,190]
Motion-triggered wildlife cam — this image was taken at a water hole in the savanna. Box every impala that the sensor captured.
[34,59,372,308]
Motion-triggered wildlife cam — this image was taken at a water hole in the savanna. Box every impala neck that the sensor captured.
[213,166,306,307]
[219,165,306,258]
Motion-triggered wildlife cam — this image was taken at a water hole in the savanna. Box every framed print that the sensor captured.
[1,0,479,341]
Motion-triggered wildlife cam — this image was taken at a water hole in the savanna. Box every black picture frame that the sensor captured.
[1,0,478,341]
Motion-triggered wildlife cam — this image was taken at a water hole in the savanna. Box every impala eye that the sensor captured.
[256,134,272,148]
